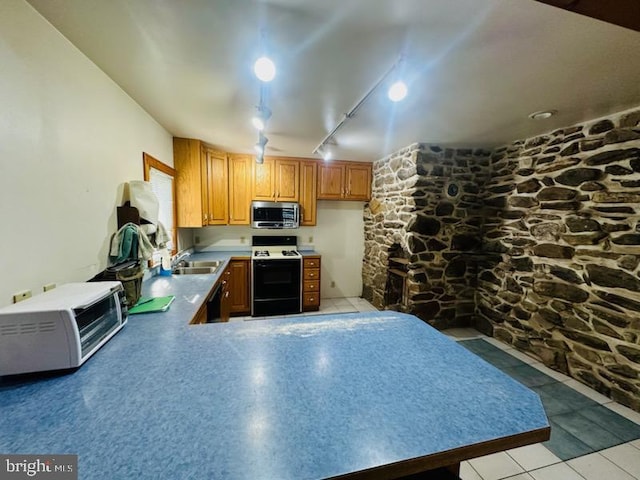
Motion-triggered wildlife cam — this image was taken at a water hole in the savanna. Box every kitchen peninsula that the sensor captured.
[0,260,549,479]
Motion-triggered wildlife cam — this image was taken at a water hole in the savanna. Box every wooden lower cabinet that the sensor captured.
[229,258,250,315]
[302,256,321,311]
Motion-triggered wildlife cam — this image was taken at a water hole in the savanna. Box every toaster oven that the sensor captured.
[0,281,127,376]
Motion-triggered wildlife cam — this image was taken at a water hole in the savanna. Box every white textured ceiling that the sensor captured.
[26,0,640,161]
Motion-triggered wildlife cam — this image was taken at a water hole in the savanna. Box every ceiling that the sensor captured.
[27,0,640,162]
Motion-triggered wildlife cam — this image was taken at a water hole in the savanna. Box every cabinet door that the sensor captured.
[174,138,206,227]
[317,163,344,200]
[206,149,228,225]
[275,158,299,201]
[229,259,250,314]
[252,158,275,201]
[345,163,372,201]
[299,160,317,226]
[228,154,251,225]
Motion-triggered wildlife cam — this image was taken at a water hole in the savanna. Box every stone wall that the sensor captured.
[362,143,492,329]
[477,108,640,411]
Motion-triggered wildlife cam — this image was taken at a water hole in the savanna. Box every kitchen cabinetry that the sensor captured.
[229,258,250,315]
[317,161,372,201]
[299,160,317,226]
[228,154,252,225]
[302,256,321,311]
[174,138,228,227]
[252,157,300,202]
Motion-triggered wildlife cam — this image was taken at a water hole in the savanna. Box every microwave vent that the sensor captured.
[0,321,56,336]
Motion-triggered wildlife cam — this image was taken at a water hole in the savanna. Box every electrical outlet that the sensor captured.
[240,236,246,243]
[43,283,56,292]
[330,281,336,288]
[195,235,200,244]
[309,236,313,243]
[12,290,32,303]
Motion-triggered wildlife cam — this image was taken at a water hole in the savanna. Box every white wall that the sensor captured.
[194,201,366,298]
[0,0,174,307]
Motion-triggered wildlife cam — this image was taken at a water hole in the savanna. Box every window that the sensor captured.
[143,152,177,255]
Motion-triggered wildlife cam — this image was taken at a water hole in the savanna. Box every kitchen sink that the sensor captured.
[185,261,222,268]
[173,266,219,275]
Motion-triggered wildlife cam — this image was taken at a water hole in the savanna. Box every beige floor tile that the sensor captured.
[483,337,512,350]
[563,379,612,404]
[443,328,485,340]
[600,443,640,478]
[460,461,483,480]
[529,362,572,382]
[502,474,535,480]
[503,348,539,365]
[568,452,636,480]
[528,463,585,480]
[632,439,640,450]
[507,443,561,471]
[468,451,524,480]
[605,403,640,426]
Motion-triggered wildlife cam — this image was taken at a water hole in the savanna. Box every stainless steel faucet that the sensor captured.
[171,251,191,269]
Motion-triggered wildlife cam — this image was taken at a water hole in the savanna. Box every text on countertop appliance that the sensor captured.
[0,282,127,376]
[251,201,299,229]
[251,235,302,316]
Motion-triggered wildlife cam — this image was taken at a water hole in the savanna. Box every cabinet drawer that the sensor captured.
[303,268,320,280]
[303,257,320,268]
[303,292,320,307]
[303,280,319,292]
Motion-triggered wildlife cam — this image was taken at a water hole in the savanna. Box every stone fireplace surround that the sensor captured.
[362,106,640,412]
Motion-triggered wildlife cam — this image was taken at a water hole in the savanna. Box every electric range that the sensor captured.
[251,236,302,316]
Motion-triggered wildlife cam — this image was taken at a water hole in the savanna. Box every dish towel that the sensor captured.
[109,222,155,263]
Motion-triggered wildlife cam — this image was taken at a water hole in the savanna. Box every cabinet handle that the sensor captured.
[309,284,314,288]
[309,297,315,302]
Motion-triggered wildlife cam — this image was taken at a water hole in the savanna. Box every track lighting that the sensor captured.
[388,80,408,102]
[251,105,272,131]
[254,134,268,155]
[254,56,276,82]
[312,54,408,159]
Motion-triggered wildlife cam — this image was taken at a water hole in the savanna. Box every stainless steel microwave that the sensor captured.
[251,201,299,229]
[0,281,127,376]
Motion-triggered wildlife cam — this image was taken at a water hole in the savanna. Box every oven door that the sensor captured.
[252,259,301,316]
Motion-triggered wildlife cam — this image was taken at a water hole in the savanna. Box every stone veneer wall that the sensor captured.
[363,107,640,412]
[477,108,640,411]
[362,144,492,329]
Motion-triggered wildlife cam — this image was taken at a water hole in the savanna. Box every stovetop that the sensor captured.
[252,248,301,260]
[251,235,300,260]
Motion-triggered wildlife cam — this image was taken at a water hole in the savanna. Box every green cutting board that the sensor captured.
[128,296,175,315]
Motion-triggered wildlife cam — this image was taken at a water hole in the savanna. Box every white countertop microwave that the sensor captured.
[0,281,127,376]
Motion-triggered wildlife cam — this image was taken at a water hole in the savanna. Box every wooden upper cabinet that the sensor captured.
[205,148,228,225]
[174,138,208,227]
[252,157,299,202]
[317,163,344,200]
[317,161,372,201]
[228,154,251,225]
[344,162,372,201]
[299,160,317,226]
[252,158,276,201]
[174,138,230,227]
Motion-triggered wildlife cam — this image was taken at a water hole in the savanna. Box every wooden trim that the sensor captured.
[328,426,550,480]
[142,152,178,255]
[532,0,640,32]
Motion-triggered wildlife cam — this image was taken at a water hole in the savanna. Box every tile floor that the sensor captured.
[233,301,640,479]
[445,328,640,480]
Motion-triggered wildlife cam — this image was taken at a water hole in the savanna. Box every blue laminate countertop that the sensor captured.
[0,266,548,480]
